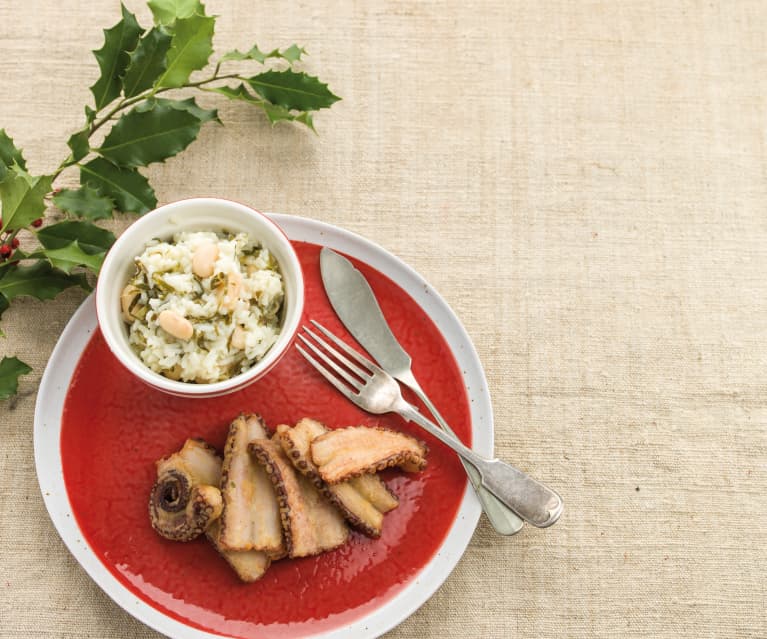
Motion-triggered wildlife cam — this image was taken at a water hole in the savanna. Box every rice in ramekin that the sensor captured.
[121,231,284,383]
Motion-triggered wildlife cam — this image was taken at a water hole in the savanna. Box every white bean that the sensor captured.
[158,310,194,340]
[231,326,247,350]
[192,242,219,278]
[220,270,242,311]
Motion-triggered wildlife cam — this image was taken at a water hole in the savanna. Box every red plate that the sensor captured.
[35,215,492,639]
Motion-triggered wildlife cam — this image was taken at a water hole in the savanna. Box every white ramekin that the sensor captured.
[95,198,304,398]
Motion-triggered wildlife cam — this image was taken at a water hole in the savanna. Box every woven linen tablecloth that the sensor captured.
[1,1,765,637]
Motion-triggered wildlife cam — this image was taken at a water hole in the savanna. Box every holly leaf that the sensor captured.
[157,13,215,88]
[221,43,305,64]
[148,0,204,26]
[261,102,303,126]
[97,101,204,167]
[34,241,105,275]
[90,4,144,110]
[247,69,340,111]
[53,186,115,220]
[137,96,220,123]
[123,27,173,97]
[0,294,8,319]
[0,129,27,181]
[0,167,53,233]
[0,356,32,400]
[0,260,89,302]
[37,220,116,255]
[210,83,260,103]
[293,111,316,132]
[80,158,156,215]
[67,129,90,163]
[210,84,315,130]
[281,44,305,63]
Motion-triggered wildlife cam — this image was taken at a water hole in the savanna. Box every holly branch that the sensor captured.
[0,0,340,399]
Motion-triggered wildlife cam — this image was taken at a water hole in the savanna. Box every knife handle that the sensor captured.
[398,401,563,528]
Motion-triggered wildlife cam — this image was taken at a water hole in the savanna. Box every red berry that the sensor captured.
[11,238,20,248]
[0,245,11,257]
[31,218,43,228]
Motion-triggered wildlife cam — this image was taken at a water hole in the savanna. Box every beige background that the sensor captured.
[1,0,766,637]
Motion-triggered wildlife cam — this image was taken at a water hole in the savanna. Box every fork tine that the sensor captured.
[309,320,382,373]
[296,344,360,402]
[301,325,370,380]
[297,333,364,390]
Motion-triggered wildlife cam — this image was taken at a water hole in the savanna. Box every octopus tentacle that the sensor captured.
[249,438,349,558]
[206,520,271,583]
[219,414,285,557]
[277,419,398,537]
[149,439,223,542]
[310,425,428,484]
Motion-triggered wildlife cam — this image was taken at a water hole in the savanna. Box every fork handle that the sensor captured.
[398,372,524,536]
[399,403,563,528]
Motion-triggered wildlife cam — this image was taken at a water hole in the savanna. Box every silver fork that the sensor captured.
[296,322,564,529]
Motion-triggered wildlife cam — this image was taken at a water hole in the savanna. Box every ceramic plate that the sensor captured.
[34,214,493,639]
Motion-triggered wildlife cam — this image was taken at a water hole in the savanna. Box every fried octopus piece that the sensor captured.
[249,438,349,558]
[206,520,271,583]
[219,414,286,557]
[277,419,398,537]
[310,425,428,484]
[149,439,224,542]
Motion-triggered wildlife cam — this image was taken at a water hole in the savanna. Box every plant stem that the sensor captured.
[46,71,244,187]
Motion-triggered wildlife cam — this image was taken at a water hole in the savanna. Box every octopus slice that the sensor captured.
[277,419,398,537]
[310,425,428,484]
[219,414,285,557]
[149,438,224,542]
[206,520,271,583]
[249,438,349,558]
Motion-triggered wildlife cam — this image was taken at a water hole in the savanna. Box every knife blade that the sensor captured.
[319,247,525,535]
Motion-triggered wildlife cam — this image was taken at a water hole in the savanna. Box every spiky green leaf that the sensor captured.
[136,97,220,124]
[97,101,203,167]
[247,69,340,111]
[37,220,116,255]
[0,260,89,302]
[261,102,300,125]
[157,13,214,88]
[293,111,316,132]
[148,0,204,26]
[210,84,314,129]
[123,27,173,97]
[0,356,32,400]
[0,167,53,233]
[90,4,144,109]
[221,43,305,64]
[80,158,156,215]
[53,186,115,220]
[34,241,105,275]
[0,294,8,319]
[67,129,90,163]
[209,83,261,104]
[281,44,306,63]
[0,129,27,182]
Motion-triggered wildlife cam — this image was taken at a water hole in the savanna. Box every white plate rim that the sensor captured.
[33,213,494,639]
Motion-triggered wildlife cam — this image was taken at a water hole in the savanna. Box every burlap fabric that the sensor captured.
[1,1,765,637]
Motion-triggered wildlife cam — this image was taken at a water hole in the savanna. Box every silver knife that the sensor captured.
[320,247,525,535]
